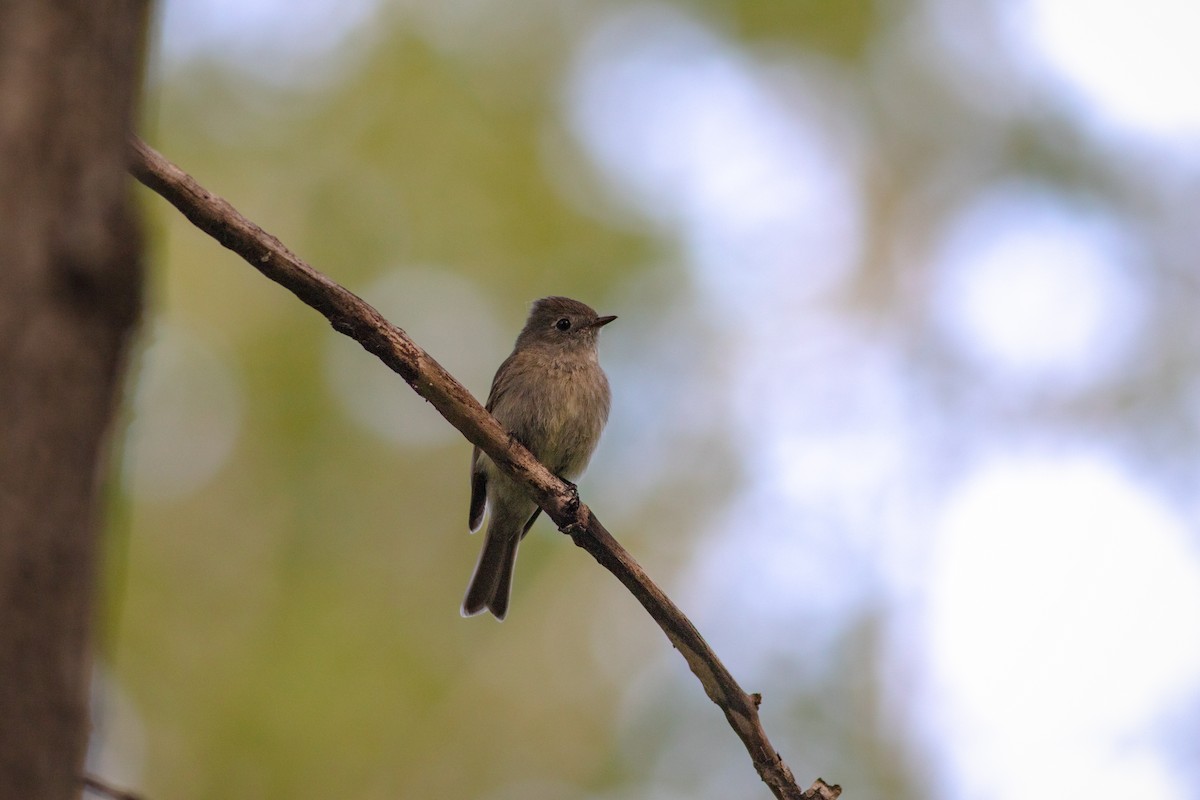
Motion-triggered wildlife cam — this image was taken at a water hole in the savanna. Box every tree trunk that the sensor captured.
[0,2,150,799]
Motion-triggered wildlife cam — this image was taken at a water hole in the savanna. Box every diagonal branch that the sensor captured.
[126,135,840,800]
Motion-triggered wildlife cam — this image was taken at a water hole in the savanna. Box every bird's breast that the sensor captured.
[492,356,610,480]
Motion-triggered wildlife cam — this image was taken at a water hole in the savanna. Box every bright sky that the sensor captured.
[1013,0,1200,147]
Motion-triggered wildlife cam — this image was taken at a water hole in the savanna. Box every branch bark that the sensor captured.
[127,136,840,800]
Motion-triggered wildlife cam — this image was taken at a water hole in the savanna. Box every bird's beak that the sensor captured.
[591,315,617,329]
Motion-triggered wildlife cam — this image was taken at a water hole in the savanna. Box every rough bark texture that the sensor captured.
[0,3,149,800]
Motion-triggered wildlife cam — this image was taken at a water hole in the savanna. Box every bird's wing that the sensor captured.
[469,351,520,532]
[468,454,487,532]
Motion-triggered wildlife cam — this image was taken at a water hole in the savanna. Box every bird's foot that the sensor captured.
[561,479,580,514]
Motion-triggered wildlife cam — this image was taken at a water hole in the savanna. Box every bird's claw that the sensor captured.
[561,520,587,537]
[561,479,580,514]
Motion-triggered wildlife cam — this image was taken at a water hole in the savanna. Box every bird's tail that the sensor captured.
[461,526,521,621]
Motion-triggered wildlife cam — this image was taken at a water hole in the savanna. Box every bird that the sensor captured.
[462,296,615,620]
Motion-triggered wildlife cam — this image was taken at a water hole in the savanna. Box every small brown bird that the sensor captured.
[462,296,615,620]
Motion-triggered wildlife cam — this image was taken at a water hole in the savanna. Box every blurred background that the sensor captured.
[91,1,1200,798]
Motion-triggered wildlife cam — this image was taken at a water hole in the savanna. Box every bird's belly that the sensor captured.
[519,369,607,479]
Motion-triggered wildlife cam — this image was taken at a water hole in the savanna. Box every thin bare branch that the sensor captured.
[127,135,840,800]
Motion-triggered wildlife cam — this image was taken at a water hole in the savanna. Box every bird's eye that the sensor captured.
[555,318,571,331]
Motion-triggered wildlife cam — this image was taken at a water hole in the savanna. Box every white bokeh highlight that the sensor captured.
[122,324,243,501]
[931,183,1146,390]
[923,452,1200,800]
[565,4,863,309]
[156,0,379,83]
[325,267,505,448]
[1012,0,1200,146]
